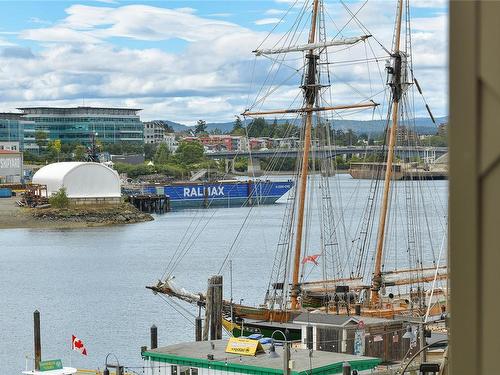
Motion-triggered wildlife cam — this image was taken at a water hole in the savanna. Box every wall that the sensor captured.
[449,2,500,374]
[0,152,23,183]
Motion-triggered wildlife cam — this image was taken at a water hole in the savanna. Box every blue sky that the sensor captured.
[0,0,448,124]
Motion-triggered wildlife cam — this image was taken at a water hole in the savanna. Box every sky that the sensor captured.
[0,0,448,124]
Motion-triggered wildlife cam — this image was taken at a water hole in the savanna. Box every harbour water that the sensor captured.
[0,174,447,374]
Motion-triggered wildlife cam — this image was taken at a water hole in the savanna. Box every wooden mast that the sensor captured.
[290,0,321,310]
[371,0,404,304]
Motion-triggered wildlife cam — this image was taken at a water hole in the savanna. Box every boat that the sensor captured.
[139,179,293,208]
[349,162,448,180]
[149,0,448,342]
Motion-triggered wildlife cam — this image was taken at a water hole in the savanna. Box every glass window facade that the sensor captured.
[0,114,35,150]
[18,107,144,146]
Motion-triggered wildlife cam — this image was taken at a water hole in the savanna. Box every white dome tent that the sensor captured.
[32,162,121,204]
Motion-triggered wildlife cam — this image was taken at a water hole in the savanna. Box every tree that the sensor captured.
[247,117,269,137]
[231,116,245,136]
[74,145,86,161]
[144,143,158,160]
[49,187,70,209]
[51,139,62,161]
[153,143,171,165]
[35,130,48,151]
[175,141,205,164]
[195,119,207,134]
[210,128,223,135]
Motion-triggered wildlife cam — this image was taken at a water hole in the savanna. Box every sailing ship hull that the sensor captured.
[349,163,448,180]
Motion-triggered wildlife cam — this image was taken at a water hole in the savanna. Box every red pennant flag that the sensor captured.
[301,254,321,265]
[72,335,88,356]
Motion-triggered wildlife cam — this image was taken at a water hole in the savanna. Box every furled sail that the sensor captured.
[253,35,371,56]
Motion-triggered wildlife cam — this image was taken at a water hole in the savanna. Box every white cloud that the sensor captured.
[208,13,232,18]
[265,9,286,16]
[0,37,15,46]
[254,18,283,26]
[410,0,447,9]
[0,1,448,123]
[29,17,52,26]
[21,5,246,43]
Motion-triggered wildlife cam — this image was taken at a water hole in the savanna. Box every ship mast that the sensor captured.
[371,0,405,304]
[290,0,321,310]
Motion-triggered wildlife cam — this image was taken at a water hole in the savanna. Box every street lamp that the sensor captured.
[104,353,123,375]
[270,330,291,375]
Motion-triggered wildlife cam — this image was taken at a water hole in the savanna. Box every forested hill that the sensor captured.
[163,117,448,135]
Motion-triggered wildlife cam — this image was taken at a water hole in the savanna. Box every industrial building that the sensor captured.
[0,149,23,183]
[32,162,121,205]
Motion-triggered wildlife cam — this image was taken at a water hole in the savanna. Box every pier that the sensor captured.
[127,194,170,214]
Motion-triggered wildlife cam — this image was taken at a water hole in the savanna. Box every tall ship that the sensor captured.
[148,0,448,342]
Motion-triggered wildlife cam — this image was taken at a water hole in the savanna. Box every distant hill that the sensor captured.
[159,117,448,135]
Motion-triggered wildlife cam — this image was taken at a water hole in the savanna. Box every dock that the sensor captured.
[127,194,170,214]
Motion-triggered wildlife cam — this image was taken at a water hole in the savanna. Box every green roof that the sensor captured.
[143,340,380,375]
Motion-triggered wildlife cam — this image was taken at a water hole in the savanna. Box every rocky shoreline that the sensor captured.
[30,203,154,226]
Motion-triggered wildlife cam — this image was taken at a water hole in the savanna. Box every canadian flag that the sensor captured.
[72,335,88,356]
[301,254,321,265]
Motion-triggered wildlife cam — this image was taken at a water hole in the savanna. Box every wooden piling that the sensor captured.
[34,310,41,370]
[204,275,223,341]
[195,317,203,342]
[150,325,158,349]
[203,282,212,341]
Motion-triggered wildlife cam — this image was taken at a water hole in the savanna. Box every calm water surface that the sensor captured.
[0,175,447,373]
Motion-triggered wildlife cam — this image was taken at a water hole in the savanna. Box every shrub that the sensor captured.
[49,187,70,208]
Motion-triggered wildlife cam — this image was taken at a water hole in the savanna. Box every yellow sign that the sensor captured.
[225,337,265,356]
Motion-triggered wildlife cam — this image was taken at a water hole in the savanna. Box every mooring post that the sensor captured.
[150,325,158,349]
[34,310,41,370]
[342,361,351,375]
[214,275,223,340]
[195,317,203,341]
[207,275,223,340]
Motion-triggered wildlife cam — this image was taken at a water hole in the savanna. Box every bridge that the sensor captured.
[206,146,448,159]
[205,146,448,174]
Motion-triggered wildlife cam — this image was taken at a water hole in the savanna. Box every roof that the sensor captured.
[0,112,23,119]
[32,162,120,198]
[17,106,142,112]
[0,149,21,155]
[144,339,380,375]
[33,162,90,177]
[293,312,403,327]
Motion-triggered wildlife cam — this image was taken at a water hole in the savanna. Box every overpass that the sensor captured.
[206,146,448,175]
